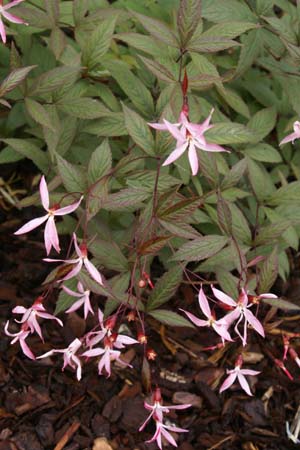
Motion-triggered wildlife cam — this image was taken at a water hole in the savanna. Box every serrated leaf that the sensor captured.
[202,0,256,23]
[1,139,48,172]
[205,122,254,144]
[217,195,232,235]
[189,36,239,53]
[148,309,194,328]
[216,270,239,299]
[267,181,300,206]
[45,0,59,26]
[147,266,183,310]
[123,104,155,155]
[102,188,149,211]
[57,97,110,119]
[0,66,36,96]
[244,143,282,162]
[200,21,258,39]
[138,236,171,256]
[25,98,55,130]
[104,60,154,116]
[221,158,247,189]
[247,158,275,201]
[172,235,228,262]
[262,297,300,311]
[177,0,202,48]
[88,139,112,184]
[83,113,127,137]
[258,247,278,294]
[132,11,179,48]
[29,66,80,96]
[90,239,128,272]
[138,55,175,83]
[248,107,277,142]
[236,29,262,75]
[254,221,291,246]
[56,154,87,193]
[82,17,116,69]
[49,27,66,60]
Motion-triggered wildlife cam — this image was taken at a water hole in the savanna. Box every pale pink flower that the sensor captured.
[14,176,83,255]
[4,321,35,360]
[44,233,103,285]
[180,286,232,342]
[12,296,63,341]
[139,388,190,449]
[149,109,228,176]
[83,333,137,377]
[37,338,82,380]
[0,0,28,44]
[63,282,93,319]
[280,121,300,146]
[85,308,115,347]
[212,287,276,346]
[219,355,260,396]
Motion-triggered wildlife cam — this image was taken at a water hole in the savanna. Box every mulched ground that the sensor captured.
[1,168,300,450]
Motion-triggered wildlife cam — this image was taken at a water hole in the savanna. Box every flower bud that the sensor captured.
[138,333,147,344]
[146,348,157,360]
[138,279,146,288]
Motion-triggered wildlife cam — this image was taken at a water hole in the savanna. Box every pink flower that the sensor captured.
[85,309,115,347]
[37,338,82,381]
[0,0,28,44]
[14,176,83,255]
[83,333,137,377]
[149,109,228,175]
[12,296,63,341]
[44,233,103,285]
[139,388,190,449]
[280,121,300,146]
[219,355,260,396]
[180,286,232,342]
[63,282,93,319]
[212,287,276,346]
[4,321,35,360]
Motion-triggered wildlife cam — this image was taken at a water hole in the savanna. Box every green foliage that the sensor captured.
[2,0,299,331]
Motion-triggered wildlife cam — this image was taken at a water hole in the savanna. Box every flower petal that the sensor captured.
[54,196,83,216]
[1,9,25,24]
[219,372,237,393]
[84,258,103,285]
[14,215,48,235]
[244,309,265,337]
[44,216,60,255]
[39,176,49,210]
[162,142,188,167]
[3,0,26,8]
[198,286,211,319]
[180,309,208,327]
[188,140,199,175]
[237,373,252,396]
[163,118,185,141]
[0,17,6,43]
[211,286,237,307]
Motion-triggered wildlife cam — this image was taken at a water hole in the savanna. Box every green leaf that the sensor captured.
[148,309,194,328]
[258,248,278,294]
[88,139,112,184]
[172,235,228,262]
[56,154,87,193]
[177,0,202,48]
[102,188,149,211]
[0,66,36,96]
[49,27,66,60]
[1,139,48,172]
[90,239,129,272]
[267,181,300,206]
[25,98,55,130]
[55,278,78,315]
[188,36,239,53]
[138,55,176,83]
[244,143,282,163]
[57,97,110,119]
[202,0,256,22]
[122,104,155,156]
[82,17,116,69]
[221,158,247,189]
[29,66,80,96]
[247,158,275,201]
[261,297,300,311]
[254,221,291,245]
[147,266,183,311]
[236,29,262,75]
[73,0,88,25]
[45,0,59,26]
[218,87,250,119]
[132,11,179,48]
[216,269,239,299]
[217,195,232,235]
[247,107,277,142]
[205,122,254,144]
[200,21,258,39]
[104,60,154,116]
[83,113,127,137]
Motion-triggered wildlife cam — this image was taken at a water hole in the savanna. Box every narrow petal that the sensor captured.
[73,233,82,257]
[20,339,35,360]
[14,215,48,235]
[279,132,299,146]
[66,298,85,314]
[72,355,82,380]
[61,261,82,281]
[219,308,240,327]
[195,140,229,153]
[44,216,60,255]
[198,286,211,319]
[37,312,63,327]
[162,142,188,167]
[0,17,6,43]
[213,322,233,341]
[219,372,237,393]
[163,118,185,141]
[2,9,25,24]
[54,196,83,216]
[259,293,277,299]
[244,309,265,337]
[237,373,252,396]
[83,294,94,319]
[180,309,208,327]
[84,258,103,285]
[39,176,49,210]
[83,348,105,357]
[188,140,199,175]
[139,410,154,432]
[62,285,82,297]
[12,306,27,314]
[160,426,177,447]
[3,0,26,7]
[241,369,260,376]
[211,286,237,307]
